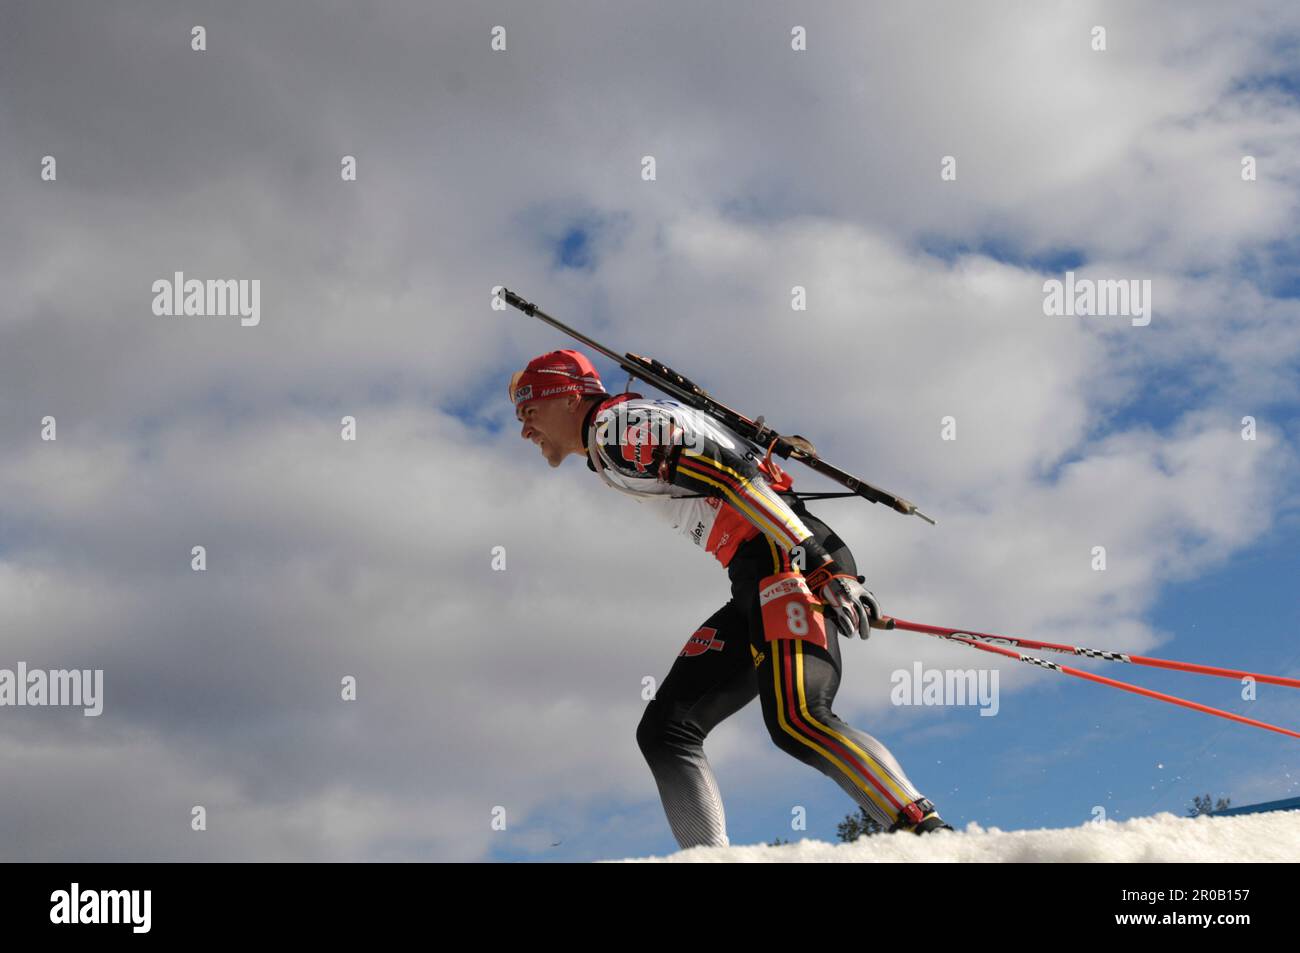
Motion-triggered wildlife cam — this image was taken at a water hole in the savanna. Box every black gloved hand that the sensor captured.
[819,573,884,640]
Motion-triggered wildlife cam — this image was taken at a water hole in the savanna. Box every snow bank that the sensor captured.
[618,810,1300,862]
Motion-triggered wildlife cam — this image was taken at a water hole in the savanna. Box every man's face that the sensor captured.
[516,396,575,468]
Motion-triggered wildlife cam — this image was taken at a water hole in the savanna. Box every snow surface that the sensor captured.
[617,811,1300,862]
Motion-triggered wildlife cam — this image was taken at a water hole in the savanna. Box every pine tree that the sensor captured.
[1188,793,1231,816]
[837,807,884,841]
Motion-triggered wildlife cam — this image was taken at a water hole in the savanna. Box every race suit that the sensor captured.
[581,392,940,846]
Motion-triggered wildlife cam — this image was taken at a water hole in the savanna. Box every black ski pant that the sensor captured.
[636,499,931,848]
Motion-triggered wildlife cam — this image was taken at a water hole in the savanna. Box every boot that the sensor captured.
[887,797,954,835]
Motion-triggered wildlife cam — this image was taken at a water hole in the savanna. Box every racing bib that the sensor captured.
[758,571,827,649]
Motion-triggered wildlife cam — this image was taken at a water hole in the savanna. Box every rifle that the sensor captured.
[500,287,935,525]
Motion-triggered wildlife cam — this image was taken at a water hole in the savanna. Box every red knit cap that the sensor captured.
[508,349,606,408]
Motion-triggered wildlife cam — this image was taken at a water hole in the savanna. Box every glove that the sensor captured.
[805,559,888,640]
[800,543,894,639]
[822,574,883,640]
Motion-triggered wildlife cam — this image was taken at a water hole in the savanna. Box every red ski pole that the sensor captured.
[883,617,1300,740]
[887,617,1300,689]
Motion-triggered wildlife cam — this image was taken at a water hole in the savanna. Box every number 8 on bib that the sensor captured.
[757,571,828,649]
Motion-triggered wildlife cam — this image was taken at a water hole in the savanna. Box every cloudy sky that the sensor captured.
[1,0,1298,861]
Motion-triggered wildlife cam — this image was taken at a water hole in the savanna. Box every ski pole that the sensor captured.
[885,617,1300,688]
[885,618,1300,740]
